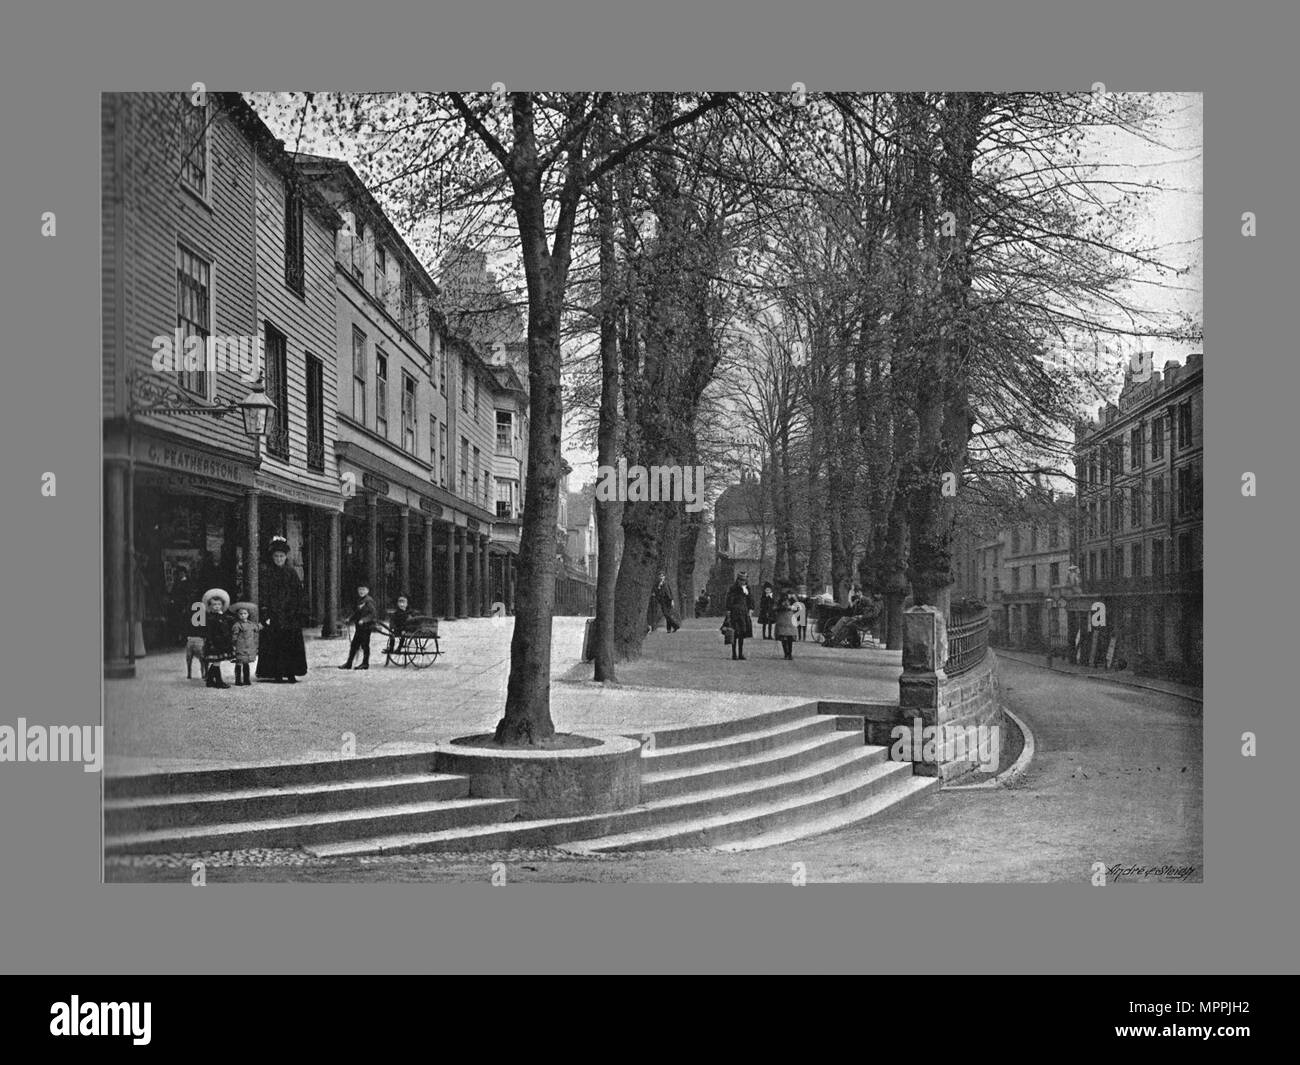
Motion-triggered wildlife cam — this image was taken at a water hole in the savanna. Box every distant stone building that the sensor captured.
[998,496,1075,651]
[708,472,774,605]
[950,494,1075,651]
[566,486,598,580]
[436,244,525,355]
[1073,353,1203,680]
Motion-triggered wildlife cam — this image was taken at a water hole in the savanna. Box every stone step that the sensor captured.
[568,760,924,853]
[716,774,939,851]
[105,750,443,800]
[641,730,875,802]
[104,796,520,855]
[640,715,839,773]
[104,773,470,835]
[305,744,893,857]
[632,701,820,749]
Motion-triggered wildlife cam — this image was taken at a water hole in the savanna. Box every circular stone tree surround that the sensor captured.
[432,734,643,818]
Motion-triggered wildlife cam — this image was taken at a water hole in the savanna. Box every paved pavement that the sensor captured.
[108,656,1201,882]
[105,616,901,775]
[993,648,1203,702]
[565,617,902,699]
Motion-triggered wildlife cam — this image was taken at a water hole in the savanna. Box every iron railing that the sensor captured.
[306,438,326,472]
[945,601,990,676]
[554,571,596,616]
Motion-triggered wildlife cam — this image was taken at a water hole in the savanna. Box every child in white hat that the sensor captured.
[201,588,233,689]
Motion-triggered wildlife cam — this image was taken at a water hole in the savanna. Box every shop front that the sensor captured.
[110,428,346,667]
[124,431,257,656]
[336,458,465,619]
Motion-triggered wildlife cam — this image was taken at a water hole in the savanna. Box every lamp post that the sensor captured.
[120,373,275,672]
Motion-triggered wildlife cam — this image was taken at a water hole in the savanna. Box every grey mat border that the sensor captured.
[0,0,1290,975]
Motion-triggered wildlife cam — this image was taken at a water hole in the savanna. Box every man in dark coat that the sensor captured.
[256,536,309,682]
[340,582,379,670]
[695,590,709,618]
[724,573,754,661]
[169,566,195,645]
[650,573,679,633]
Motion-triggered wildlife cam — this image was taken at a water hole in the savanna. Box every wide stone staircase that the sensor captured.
[104,702,937,857]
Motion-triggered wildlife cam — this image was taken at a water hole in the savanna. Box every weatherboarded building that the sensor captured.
[103,92,342,675]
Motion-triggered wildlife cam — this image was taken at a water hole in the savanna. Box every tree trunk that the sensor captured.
[494,98,568,744]
[592,139,620,683]
[613,498,668,657]
[677,503,703,608]
[496,284,562,741]
[777,419,799,585]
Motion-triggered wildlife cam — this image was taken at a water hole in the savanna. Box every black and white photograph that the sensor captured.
[100,89,1202,884]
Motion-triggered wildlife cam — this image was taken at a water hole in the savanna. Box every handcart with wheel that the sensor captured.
[380,614,442,668]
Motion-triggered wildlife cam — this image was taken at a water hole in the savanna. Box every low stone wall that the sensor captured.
[433,735,642,818]
[895,606,1004,782]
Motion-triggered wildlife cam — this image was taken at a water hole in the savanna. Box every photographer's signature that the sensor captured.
[1107,862,1200,882]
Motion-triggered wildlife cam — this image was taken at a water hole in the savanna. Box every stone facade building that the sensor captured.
[1073,354,1204,680]
[997,497,1075,652]
[950,495,1075,652]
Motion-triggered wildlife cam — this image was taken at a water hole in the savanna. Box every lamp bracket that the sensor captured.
[128,371,237,418]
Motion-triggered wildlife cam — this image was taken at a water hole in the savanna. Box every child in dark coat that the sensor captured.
[340,583,379,670]
[202,590,234,689]
[758,583,777,639]
[384,595,412,659]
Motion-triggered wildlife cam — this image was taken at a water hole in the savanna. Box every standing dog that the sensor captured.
[185,636,207,679]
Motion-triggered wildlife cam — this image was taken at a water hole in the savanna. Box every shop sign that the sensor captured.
[418,496,442,518]
[137,468,239,497]
[362,473,391,496]
[136,436,254,486]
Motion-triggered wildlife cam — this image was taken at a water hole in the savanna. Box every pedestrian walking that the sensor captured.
[758,582,777,639]
[653,573,680,633]
[724,573,754,661]
[201,588,233,689]
[695,590,709,618]
[775,590,798,659]
[256,535,308,683]
[339,582,379,670]
[229,602,259,686]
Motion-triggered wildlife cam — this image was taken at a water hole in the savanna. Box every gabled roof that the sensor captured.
[567,490,593,529]
[714,478,766,523]
[490,362,527,396]
[289,151,440,299]
[217,94,342,230]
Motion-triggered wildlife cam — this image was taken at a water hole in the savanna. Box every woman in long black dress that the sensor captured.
[724,573,755,661]
[256,535,308,682]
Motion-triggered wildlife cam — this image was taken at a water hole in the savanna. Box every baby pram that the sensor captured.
[816,600,880,648]
[821,613,875,648]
